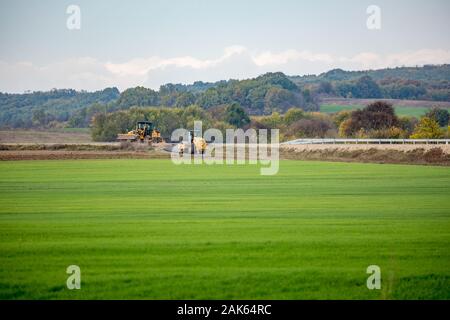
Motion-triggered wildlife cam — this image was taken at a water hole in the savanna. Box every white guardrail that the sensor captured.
[282,139,450,145]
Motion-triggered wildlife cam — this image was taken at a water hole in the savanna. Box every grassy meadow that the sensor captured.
[320,104,442,118]
[0,159,449,299]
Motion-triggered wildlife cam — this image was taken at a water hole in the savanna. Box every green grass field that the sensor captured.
[0,159,449,299]
[320,104,442,118]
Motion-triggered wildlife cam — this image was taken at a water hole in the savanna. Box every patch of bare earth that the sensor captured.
[0,150,170,161]
[0,130,92,144]
[0,141,173,160]
[281,144,450,166]
[2,142,449,165]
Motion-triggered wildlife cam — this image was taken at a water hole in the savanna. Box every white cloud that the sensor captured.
[252,50,335,66]
[340,49,450,70]
[105,45,248,76]
[384,49,450,68]
[0,47,449,93]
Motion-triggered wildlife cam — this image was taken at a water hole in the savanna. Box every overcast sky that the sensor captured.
[0,0,449,93]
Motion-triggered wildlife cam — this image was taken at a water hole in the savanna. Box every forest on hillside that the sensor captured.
[0,65,449,129]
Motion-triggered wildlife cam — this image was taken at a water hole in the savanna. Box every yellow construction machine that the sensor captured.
[117,121,163,144]
[178,130,207,155]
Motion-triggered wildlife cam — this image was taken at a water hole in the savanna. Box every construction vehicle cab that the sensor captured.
[136,121,153,140]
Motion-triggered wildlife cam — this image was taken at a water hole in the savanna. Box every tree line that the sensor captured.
[90,100,450,142]
[1,65,449,130]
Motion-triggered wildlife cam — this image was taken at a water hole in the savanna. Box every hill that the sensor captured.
[291,64,450,83]
[0,88,119,128]
[290,65,450,101]
[1,65,449,129]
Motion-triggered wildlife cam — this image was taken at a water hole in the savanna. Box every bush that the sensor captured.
[398,116,419,136]
[366,127,407,139]
[410,117,444,139]
[332,110,352,127]
[287,118,332,138]
[339,118,355,137]
[283,108,305,125]
[258,112,284,129]
[339,101,399,137]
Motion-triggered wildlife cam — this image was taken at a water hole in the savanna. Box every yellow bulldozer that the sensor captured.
[117,121,163,144]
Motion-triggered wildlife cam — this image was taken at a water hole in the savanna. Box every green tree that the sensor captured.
[175,92,196,108]
[426,108,449,127]
[116,86,159,109]
[284,108,305,125]
[224,103,250,128]
[32,109,47,126]
[182,105,212,129]
[264,87,304,113]
[318,81,334,94]
[354,76,382,98]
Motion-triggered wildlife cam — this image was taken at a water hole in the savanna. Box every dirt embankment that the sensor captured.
[281,144,450,166]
